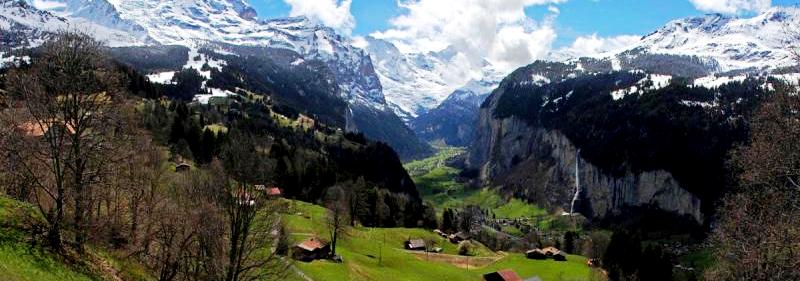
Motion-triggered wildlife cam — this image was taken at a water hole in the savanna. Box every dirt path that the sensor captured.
[401,249,507,269]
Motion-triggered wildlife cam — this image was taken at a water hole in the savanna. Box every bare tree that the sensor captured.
[121,135,165,247]
[325,185,349,258]
[4,32,126,251]
[707,85,800,280]
[218,134,290,281]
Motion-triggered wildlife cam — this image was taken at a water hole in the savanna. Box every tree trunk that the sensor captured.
[48,209,63,250]
[74,162,86,254]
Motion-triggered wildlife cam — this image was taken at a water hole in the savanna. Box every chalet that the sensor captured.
[449,232,470,244]
[291,237,330,262]
[527,247,567,261]
[255,185,282,197]
[15,120,76,138]
[483,269,523,281]
[297,114,316,128]
[542,247,567,261]
[405,239,426,251]
[267,187,282,197]
[552,251,567,261]
[175,163,191,173]
[525,249,547,260]
[15,121,46,137]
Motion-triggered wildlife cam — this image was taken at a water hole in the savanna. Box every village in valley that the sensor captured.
[255,147,605,281]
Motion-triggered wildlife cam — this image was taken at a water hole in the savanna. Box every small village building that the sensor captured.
[255,185,282,197]
[267,187,282,197]
[433,229,445,237]
[405,239,426,251]
[15,121,47,137]
[552,251,567,261]
[541,246,560,254]
[297,114,316,128]
[449,232,470,243]
[483,269,523,281]
[527,247,567,261]
[292,237,330,262]
[15,120,77,138]
[525,249,547,260]
[175,163,191,173]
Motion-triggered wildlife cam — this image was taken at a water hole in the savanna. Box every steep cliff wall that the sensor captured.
[469,88,704,223]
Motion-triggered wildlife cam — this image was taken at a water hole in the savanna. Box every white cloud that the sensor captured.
[688,0,771,14]
[283,0,355,34]
[351,35,369,49]
[561,34,641,58]
[371,0,566,73]
[31,0,67,10]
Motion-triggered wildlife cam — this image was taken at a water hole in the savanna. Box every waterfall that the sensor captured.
[570,149,580,215]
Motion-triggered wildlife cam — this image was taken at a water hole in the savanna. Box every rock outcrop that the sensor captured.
[469,89,704,223]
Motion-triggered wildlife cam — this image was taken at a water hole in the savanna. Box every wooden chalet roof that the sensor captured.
[407,239,426,249]
[267,187,281,196]
[484,269,523,281]
[296,237,327,252]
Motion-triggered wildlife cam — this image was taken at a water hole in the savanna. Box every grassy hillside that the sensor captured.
[0,196,157,281]
[282,200,592,281]
[0,197,95,281]
[406,148,546,216]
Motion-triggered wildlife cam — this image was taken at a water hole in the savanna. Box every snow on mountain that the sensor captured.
[36,0,152,44]
[611,74,673,100]
[1,0,69,47]
[623,7,800,73]
[3,0,429,158]
[410,65,503,146]
[18,0,384,109]
[364,36,503,121]
[0,51,29,67]
[0,0,149,47]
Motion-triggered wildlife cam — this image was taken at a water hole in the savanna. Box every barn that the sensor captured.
[405,239,426,251]
[291,237,330,262]
[483,269,522,281]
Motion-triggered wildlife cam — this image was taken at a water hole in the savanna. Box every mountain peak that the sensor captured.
[625,6,800,72]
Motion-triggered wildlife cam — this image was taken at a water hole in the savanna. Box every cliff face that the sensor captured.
[469,88,704,223]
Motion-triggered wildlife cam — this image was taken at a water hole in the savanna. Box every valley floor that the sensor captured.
[283,200,592,281]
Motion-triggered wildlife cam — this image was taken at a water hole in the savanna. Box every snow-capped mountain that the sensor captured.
[23,0,386,108]
[3,0,430,158]
[364,36,503,122]
[411,73,503,146]
[375,7,800,125]
[0,0,145,47]
[612,7,800,73]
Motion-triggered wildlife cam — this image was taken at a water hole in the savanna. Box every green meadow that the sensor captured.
[283,200,592,281]
[0,196,95,281]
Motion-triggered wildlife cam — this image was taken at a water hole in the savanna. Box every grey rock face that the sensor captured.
[468,91,703,222]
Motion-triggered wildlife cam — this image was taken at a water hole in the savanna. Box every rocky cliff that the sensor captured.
[469,91,704,222]
[466,68,777,224]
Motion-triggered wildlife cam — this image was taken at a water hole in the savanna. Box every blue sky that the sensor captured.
[249,0,797,72]
[251,0,797,47]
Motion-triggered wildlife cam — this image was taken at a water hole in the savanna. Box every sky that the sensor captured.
[251,0,798,72]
